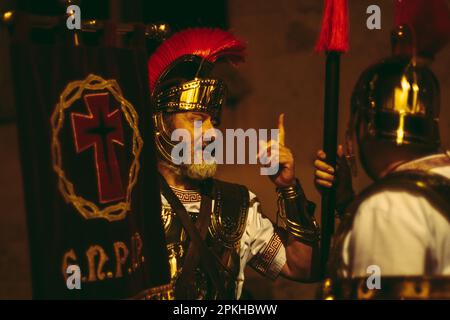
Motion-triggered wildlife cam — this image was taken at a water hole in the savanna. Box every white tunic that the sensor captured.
[342,153,450,277]
[161,189,286,299]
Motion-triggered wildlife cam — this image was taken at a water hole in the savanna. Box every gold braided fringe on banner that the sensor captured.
[50,74,143,222]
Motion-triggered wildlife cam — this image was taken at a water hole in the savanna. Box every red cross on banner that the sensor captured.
[71,92,125,204]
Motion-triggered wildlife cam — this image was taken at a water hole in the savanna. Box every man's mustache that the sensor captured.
[170,123,280,176]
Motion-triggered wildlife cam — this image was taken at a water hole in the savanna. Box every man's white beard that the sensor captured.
[159,155,218,181]
[181,162,217,180]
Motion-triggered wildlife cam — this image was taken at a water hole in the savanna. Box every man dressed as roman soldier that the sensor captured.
[314,0,450,299]
[147,28,320,299]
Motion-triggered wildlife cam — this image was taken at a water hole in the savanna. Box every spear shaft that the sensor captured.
[320,51,340,277]
[314,0,349,278]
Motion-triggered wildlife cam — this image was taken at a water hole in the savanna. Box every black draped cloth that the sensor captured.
[10,17,169,299]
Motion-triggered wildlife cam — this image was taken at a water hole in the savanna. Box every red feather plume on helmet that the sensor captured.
[395,0,450,58]
[148,28,246,94]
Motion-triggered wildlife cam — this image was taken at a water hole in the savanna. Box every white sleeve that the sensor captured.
[348,190,433,277]
[240,191,286,280]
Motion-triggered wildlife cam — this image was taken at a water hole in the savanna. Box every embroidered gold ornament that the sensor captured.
[50,74,143,222]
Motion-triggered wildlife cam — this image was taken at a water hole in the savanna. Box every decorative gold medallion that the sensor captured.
[50,74,143,222]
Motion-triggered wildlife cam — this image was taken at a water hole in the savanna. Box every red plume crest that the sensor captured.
[395,0,450,58]
[148,28,246,93]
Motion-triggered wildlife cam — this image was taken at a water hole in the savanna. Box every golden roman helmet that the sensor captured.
[347,0,450,178]
[147,28,246,165]
[350,24,441,152]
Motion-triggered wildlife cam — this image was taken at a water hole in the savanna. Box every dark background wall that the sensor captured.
[0,0,449,299]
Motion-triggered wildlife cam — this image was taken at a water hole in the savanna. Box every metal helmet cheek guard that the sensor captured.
[147,28,246,165]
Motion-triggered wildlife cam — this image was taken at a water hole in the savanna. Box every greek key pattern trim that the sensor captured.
[170,187,202,203]
[250,232,282,275]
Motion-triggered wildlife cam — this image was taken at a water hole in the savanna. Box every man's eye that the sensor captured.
[190,114,203,121]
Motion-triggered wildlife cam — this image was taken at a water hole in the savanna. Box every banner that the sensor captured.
[10,16,170,299]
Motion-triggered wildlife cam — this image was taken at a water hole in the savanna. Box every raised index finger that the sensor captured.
[278,113,285,147]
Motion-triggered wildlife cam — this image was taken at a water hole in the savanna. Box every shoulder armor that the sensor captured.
[355,170,450,220]
[328,170,450,280]
[209,179,250,249]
